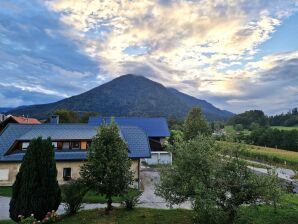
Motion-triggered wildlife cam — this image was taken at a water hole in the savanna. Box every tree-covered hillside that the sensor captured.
[8,75,233,121]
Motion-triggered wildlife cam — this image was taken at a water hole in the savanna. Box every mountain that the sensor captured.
[168,88,233,120]
[8,74,233,120]
[0,107,14,113]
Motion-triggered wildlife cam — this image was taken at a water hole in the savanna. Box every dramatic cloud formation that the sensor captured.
[0,0,298,114]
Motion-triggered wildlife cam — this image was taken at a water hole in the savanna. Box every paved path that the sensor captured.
[0,196,121,220]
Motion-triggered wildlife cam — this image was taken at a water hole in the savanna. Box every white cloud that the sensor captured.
[43,0,298,113]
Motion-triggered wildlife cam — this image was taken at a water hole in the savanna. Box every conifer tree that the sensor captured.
[10,137,61,222]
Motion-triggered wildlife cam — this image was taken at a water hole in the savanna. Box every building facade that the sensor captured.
[0,117,170,187]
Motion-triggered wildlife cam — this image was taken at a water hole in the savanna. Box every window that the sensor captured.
[52,142,57,149]
[63,168,71,181]
[22,142,29,150]
[62,142,70,149]
[57,142,63,150]
[71,141,80,150]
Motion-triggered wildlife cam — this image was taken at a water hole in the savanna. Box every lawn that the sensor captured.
[271,126,298,131]
[222,141,298,170]
[0,186,12,197]
[0,187,121,204]
[0,195,297,224]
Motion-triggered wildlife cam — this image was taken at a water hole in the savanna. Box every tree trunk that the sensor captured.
[106,196,113,213]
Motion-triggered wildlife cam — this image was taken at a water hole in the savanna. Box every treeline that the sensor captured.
[249,128,298,151]
[52,109,99,123]
[269,108,298,126]
[227,110,268,129]
[228,108,298,128]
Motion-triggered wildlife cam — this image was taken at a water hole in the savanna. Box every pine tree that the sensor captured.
[80,121,133,211]
[9,137,61,222]
[183,107,211,140]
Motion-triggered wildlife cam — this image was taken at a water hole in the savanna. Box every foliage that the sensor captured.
[79,111,99,123]
[234,124,243,132]
[62,180,88,215]
[121,188,142,210]
[156,137,283,224]
[228,110,269,129]
[249,127,298,151]
[183,107,211,140]
[18,214,37,224]
[9,137,61,222]
[54,109,99,123]
[167,129,184,153]
[80,120,133,211]
[269,108,298,127]
[18,211,58,224]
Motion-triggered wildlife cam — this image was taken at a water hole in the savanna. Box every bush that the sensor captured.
[62,180,88,215]
[121,188,142,210]
[18,211,58,224]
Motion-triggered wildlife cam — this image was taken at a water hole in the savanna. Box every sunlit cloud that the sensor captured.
[0,0,298,114]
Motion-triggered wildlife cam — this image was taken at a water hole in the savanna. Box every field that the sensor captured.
[271,126,298,131]
[0,194,297,224]
[222,141,298,170]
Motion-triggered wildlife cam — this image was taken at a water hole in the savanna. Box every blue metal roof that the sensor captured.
[0,123,151,161]
[88,117,170,137]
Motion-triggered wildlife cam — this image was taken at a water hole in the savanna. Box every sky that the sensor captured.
[0,0,298,115]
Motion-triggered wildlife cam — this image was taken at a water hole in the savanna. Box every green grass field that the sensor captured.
[222,141,298,170]
[271,126,298,131]
[0,194,297,224]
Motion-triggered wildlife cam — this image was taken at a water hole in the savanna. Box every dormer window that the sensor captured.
[22,142,29,150]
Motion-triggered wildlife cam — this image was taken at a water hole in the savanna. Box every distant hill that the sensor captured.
[8,74,233,120]
[0,108,13,113]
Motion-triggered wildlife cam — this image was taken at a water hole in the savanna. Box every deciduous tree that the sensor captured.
[80,121,133,211]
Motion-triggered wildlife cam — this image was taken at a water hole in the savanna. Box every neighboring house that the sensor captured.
[0,115,41,132]
[0,117,170,187]
[88,117,171,165]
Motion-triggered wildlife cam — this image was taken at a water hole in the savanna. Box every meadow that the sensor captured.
[271,126,298,131]
[222,141,298,170]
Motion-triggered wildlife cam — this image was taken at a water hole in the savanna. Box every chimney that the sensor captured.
[50,115,59,124]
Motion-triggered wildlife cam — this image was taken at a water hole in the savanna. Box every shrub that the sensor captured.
[121,188,142,210]
[18,214,37,224]
[62,180,88,215]
[18,211,58,224]
[10,137,61,222]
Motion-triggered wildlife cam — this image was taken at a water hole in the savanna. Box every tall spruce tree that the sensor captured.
[183,107,211,140]
[9,137,61,222]
[80,121,133,211]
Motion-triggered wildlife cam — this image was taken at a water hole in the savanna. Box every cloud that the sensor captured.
[44,0,298,113]
[0,0,100,107]
[0,0,298,114]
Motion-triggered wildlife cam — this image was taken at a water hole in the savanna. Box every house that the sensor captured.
[88,117,171,165]
[0,116,170,188]
[0,115,41,132]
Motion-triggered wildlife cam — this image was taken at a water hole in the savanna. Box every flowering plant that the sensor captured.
[18,211,58,224]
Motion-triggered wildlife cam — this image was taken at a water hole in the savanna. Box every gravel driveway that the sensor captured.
[139,168,191,209]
